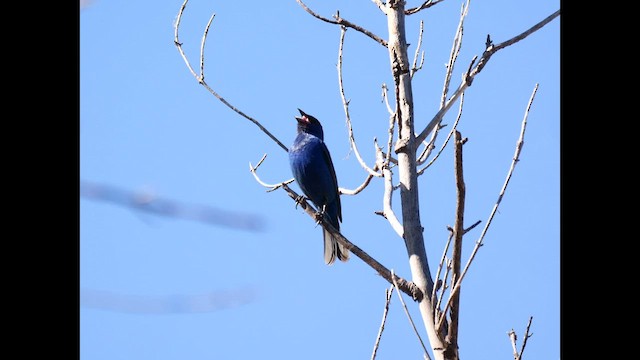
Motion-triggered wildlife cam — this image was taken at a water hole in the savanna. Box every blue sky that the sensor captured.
[80,1,560,359]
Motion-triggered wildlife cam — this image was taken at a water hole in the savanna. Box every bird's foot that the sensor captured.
[293,195,308,209]
[314,204,327,225]
[313,210,325,225]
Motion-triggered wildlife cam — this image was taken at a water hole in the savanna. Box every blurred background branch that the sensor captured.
[80,180,266,232]
[80,287,258,314]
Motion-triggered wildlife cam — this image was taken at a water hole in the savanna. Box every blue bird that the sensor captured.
[289,109,349,265]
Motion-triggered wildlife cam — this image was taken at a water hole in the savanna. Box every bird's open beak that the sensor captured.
[295,108,309,123]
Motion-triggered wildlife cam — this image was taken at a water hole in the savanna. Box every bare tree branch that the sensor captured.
[339,172,376,195]
[371,286,394,360]
[441,131,467,358]
[80,180,265,232]
[381,84,399,166]
[405,0,447,15]
[440,1,469,109]
[380,155,404,238]
[436,84,539,331]
[508,316,534,360]
[417,0,469,165]
[381,83,395,116]
[410,20,425,78]
[385,1,448,357]
[415,9,559,144]
[174,0,289,152]
[296,0,388,47]
[338,26,383,178]
[249,154,294,191]
[281,183,423,301]
[418,92,465,175]
[434,257,452,321]
[371,0,387,14]
[432,231,453,311]
[391,269,431,360]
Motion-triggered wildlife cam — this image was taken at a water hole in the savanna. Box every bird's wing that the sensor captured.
[320,141,342,223]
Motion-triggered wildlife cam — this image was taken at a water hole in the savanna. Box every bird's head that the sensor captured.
[295,109,324,139]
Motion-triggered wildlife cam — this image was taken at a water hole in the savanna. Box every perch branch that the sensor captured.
[174,0,288,152]
[282,183,423,301]
[296,0,388,47]
[437,84,539,331]
[415,9,559,144]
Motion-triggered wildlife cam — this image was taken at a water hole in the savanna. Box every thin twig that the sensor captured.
[199,12,215,81]
[339,173,375,196]
[431,231,454,311]
[173,0,199,80]
[417,0,467,164]
[391,269,431,360]
[405,0,446,15]
[371,286,394,360]
[436,84,539,332]
[380,150,404,238]
[434,258,451,320]
[518,316,534,359]
[249,154,294,191]
[296,0,388,47]
[173,0,288,152]
[418,92,465,175]
[441,0,469,109]
[508,316,534,360]
[410,20,425,78]
[381,83,395,116]
[415,10,559,144]
[337,26,382,178]
[381,84,398,166]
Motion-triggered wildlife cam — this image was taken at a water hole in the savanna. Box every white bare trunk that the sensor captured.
[385,1,449,359]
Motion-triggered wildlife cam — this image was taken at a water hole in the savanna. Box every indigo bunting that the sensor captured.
[289,109,349,265]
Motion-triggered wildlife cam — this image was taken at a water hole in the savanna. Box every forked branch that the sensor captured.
[415,9,559,144]
[174,0,288,152]
[508,316,534,360]
[296,0,388,47]
[338,26,383,178]
[435,84,539,333]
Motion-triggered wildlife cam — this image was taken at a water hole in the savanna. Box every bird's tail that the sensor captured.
[323,228,350,265]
